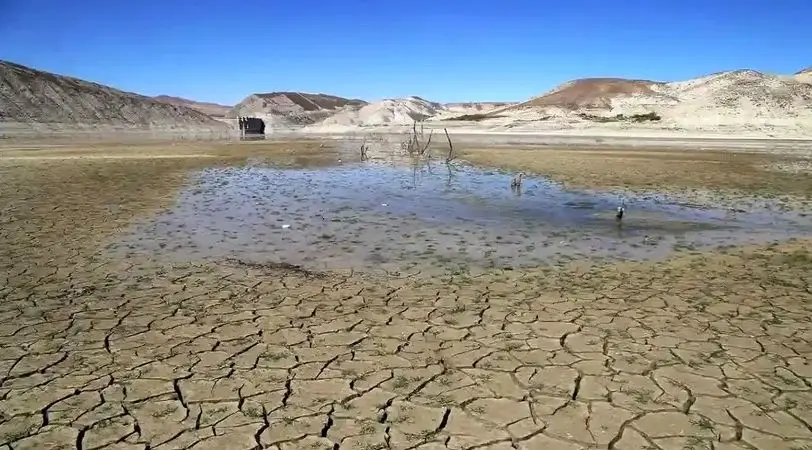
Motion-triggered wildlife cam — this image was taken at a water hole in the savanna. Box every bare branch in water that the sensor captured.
[444,128,455,163]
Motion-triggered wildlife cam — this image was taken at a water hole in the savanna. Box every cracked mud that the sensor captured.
[1,141,811,450]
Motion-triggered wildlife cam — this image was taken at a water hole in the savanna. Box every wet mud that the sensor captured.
[109,160,812,274]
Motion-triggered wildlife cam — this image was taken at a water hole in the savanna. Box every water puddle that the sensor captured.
[108,160,812,274]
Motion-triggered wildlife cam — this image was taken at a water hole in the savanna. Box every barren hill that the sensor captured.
[312,96,444,129]
[517,78,674,110]
[795,67,812,85]
[516,71,811,114]
[488,69,812,136]
[152,95,232,117]
[669,70,811,108]
[227,92,367,126]
[0,60,229,134]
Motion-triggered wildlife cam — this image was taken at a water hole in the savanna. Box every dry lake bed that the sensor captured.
[1,139,811,450]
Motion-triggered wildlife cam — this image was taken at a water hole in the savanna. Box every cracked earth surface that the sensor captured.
[3,246,812,450]
[1,143,811,449]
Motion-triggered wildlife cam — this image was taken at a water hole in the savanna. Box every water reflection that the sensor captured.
[108,160,812,274]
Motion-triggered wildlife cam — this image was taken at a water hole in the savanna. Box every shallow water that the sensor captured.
[109,160,812,274]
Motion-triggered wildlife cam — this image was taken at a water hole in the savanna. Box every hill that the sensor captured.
[668,70,811,108]
[491,70,812,134]
[311,96,444,129]
[152,95,232,117]
[227,92,367,126]
[0,60,229,135]
[3,59,810,138]
[795,66,812,85]
[515,78,674,110]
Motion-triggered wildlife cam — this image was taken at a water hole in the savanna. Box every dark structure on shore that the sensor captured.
[238,117,265,136]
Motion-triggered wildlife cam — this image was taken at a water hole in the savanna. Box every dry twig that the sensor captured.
[402,120,433,156]
[360,138,368,161]
[444,128,455,163]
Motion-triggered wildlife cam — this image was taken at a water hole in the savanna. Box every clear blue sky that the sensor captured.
[1,0,810,105]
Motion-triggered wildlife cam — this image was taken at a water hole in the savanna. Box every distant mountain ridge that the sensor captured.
[480,69,812,134]
[152,95,232,118]
[2,59,811,137]
[0,60,228,133]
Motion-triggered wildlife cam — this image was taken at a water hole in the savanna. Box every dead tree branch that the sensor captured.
[401,120,434,157]
[421,129,433,155]
[444,128,455,163]
[360,138,368,161]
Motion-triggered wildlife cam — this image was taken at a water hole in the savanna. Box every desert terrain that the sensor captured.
[1,60,812,450]
[7,60,812,141]
[1,136,812,450]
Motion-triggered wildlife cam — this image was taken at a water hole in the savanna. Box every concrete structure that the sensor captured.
[238,117,265,136]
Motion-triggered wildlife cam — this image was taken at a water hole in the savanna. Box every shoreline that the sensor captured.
[4,125,812,162]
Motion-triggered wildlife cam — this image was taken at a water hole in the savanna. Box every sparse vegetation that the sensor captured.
[152,405,177,418]
[401,121,433,156]
[399,121,455,163]
[577,112,661,122]
[392,375,412,389]
[445,113,504,121]
[244,407,265,418]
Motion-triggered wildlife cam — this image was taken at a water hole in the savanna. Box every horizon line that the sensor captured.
[1,58,808,106]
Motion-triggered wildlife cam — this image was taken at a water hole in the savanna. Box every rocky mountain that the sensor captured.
[227,92,367,126]
[0,60,229,134]
[152,95,232,117]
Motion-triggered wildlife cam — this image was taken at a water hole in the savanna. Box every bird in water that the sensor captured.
[510,173,524,190]
[616,199,626,222]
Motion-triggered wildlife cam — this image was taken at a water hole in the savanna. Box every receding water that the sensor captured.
[108,160,812,274]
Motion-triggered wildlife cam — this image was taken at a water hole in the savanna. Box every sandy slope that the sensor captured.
[795,68,812,85]
[313,96,442,127]
[152,95,232,117]
[305,98,520,132]
[0,60,229,136]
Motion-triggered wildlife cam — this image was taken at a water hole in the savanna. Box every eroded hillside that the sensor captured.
[0,60,229,134]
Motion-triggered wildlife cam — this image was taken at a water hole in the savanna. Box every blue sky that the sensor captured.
[1,0,810,105]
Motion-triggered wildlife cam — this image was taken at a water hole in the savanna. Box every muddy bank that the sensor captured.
[109,160,812,274]
[459,146,812,211]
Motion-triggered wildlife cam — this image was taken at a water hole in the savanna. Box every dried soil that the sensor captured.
[1,141,811,450]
